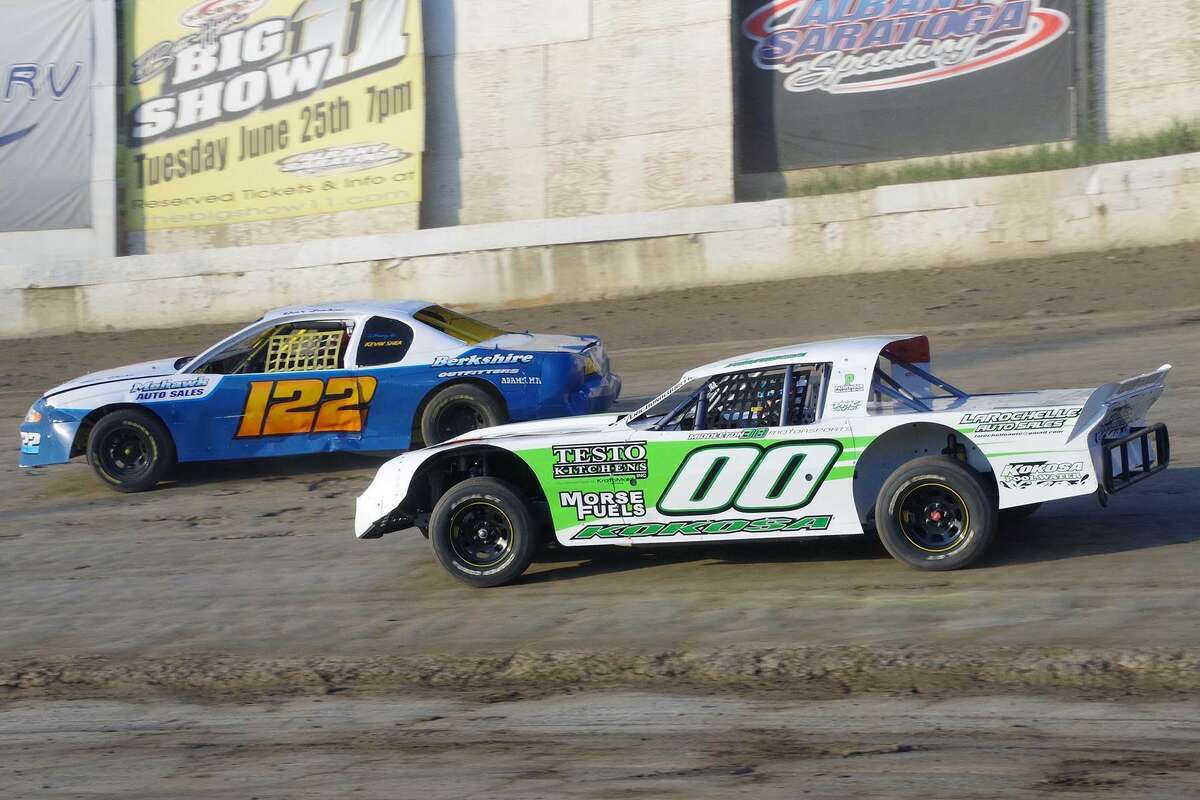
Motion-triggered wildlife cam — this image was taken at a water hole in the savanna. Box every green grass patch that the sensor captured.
[788,120,1200,197]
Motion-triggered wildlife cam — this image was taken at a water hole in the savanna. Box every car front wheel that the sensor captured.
[86,409,176,492]
[875,456,997,571]
[428,478,537,587]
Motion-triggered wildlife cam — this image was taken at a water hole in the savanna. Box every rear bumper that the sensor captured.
[1102,424,1170,494]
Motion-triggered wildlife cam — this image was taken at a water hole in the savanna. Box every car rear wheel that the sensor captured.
[429,478,537,587]
[86,409,176,492]
[420,383,506,446]
[875,456,997,571]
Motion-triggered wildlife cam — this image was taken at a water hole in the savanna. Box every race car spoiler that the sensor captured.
[1103,423,1170,495]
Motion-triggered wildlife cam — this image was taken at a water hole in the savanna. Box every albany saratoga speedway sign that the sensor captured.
[741,0,1071,94]
[121,0,424,230]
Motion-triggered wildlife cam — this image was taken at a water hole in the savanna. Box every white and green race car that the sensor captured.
[355,335,1171,587]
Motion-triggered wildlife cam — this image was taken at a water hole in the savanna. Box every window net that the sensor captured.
[264,329,344,373]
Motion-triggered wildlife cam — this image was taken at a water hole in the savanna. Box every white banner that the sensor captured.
[0,0,93,231]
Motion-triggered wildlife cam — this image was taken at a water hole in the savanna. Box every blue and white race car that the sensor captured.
[20,301,621,492]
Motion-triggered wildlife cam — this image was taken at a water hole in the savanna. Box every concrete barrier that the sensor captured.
[3,152,1198,339]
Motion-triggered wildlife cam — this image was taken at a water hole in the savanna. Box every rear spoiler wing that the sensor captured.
[1070,365,1172,443]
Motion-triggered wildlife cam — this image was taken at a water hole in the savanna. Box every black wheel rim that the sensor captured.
[449,502,514,568]
[98,425,153,480]
[898,483,970,553]
[435,402,485,441]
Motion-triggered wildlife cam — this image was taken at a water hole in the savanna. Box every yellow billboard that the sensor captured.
[121,0,423,231]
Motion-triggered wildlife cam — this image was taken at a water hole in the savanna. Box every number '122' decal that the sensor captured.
[236,377,378,438]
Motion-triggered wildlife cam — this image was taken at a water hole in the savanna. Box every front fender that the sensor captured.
[19,400,81,468]
[355,448,442,538]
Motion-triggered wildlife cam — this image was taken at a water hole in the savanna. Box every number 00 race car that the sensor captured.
[19,301,620,492]
[356,335,1171,586]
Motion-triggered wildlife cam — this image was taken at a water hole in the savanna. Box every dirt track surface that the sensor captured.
[3,243,1200,796]
[5,692,1200,799]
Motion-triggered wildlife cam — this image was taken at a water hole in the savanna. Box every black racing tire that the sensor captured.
[86,409,176,493]
[1000,503,1042,525]
[428,478,537,588]
[419,383,506,446]
[875,456,997,571]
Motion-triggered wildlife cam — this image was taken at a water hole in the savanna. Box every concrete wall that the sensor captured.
[1102,0,1200,138]
[4,152,1197,339]
[421,0,734,228]
[0,0,118,267]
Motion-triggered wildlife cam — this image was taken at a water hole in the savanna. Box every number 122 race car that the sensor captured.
[19,301,620,491]
[356,335,1171,586]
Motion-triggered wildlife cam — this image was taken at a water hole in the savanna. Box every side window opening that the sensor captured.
[697,364,828,430]
[356,316,415,367]
[868,353,968,413]
[630,363,829,432]
[197,320,352,375]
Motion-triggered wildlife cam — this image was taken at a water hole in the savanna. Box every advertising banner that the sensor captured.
[121,0,424,231]
[735,0,1080,173]
[0,0,92,232]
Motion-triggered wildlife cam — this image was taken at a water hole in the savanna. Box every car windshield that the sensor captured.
[626,377,704,430]
[415,305,507,345]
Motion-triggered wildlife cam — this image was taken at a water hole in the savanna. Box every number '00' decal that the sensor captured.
[657,442,843,515]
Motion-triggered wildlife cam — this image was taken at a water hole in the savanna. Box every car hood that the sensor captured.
[46,357,187,398]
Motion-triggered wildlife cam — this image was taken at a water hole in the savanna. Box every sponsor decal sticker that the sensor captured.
[1001,460,1089,490]
[831,400,862,413]
[432,354,535,368]
[574,515,833,540]
[687,428,772,441]
[834,372,864,394]
[127,376,218,402]
[560,490,647,521]
[742,0,1071,95]
[961,407,1081,433]
[553,442,649,480]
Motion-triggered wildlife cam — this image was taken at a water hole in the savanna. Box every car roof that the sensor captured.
[260,300,437,322]
[682,335,925,381]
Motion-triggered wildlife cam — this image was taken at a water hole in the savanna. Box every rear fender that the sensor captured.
[853,422,994,524]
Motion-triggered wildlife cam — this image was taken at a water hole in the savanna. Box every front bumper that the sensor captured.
[19,400,79,468]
